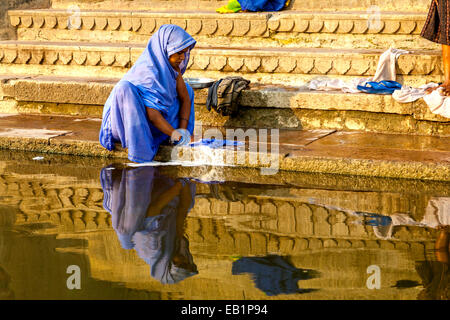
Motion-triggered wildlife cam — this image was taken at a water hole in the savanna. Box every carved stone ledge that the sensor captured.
[0,44,442,77]
[9,11,270,38]
[268,14,425,35]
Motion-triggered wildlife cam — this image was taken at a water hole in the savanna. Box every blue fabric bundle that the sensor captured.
[238,0,287,11]
[357,80,402,95]
[99,24,197,163]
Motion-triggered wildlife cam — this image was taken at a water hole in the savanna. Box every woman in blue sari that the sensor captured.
[99,24,196,163]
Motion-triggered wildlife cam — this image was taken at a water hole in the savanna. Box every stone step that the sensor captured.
[1,75,448,136]
[8,9,437,50]
[50,0,432,12]
[0,112,448,181]
[0,40,443,86]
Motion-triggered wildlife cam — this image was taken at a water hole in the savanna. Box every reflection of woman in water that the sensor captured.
[100,165,198,284]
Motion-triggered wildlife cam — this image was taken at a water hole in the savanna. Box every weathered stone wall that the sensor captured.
[0,0,50,40]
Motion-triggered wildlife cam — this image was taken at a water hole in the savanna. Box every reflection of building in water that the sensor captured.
[100,165,198,284]
[367,197,450,240]
[1,158,449,299]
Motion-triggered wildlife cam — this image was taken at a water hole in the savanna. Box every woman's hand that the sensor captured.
[171,128,191,146]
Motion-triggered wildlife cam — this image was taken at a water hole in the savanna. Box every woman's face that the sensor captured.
[169,47,189,70]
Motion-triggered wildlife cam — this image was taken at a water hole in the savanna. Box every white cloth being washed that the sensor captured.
[392,84,450,119]
[391,83,439,103]
[422,87,450,118]
[307,47,409,93]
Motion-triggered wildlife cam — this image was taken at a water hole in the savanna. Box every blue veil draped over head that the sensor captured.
[122,24,196,113]
[99,24,196,163]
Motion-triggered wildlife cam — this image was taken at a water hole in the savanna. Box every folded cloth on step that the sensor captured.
[372,48,409,82]
[392,83,439,103]
[423,87,450,118]
[356,80,402,95]
[307,77,371,93]
[189,138,244,149]
[206,76,250,116]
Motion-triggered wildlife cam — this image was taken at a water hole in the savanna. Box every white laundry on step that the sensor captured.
[372,47,409,82]
[306,77,370,93]
[307,47,409,93]
[392,83,439,103]
[422,87,450,118]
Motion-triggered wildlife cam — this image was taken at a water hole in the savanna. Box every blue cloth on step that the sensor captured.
[357,80,402,95]
[238,0,287,11]
[189,138,244,149]
[99,24,197,163]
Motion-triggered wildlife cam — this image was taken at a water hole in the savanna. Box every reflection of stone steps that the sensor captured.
[2,168,438,242]
[9,9,437,49]
[0,163,439,299]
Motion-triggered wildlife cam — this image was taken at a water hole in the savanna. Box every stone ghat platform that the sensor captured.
[1,75,448,136]
[0,113,448,181]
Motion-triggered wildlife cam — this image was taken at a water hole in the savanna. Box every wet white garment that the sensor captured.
[392,85,450,119]
[307,77,371,93]
[307,47,409,92]
[422,87,450,118]
[392,83,439,103]
[421,197,450,229]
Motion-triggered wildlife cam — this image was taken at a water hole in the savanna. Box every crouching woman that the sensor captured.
[99,24,196,163]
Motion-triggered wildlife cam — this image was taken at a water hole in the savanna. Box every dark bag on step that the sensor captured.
[206,76,250,116]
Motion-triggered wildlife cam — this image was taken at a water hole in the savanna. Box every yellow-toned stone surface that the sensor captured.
[0,41,444,86]
[1,77,448,135]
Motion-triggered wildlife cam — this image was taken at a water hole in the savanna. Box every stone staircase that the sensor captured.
[0,0,449,137]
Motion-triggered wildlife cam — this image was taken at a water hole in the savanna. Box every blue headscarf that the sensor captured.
[122,24,196,115]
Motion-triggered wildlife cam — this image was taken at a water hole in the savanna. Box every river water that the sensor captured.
[0,150,448,300]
